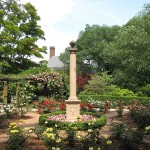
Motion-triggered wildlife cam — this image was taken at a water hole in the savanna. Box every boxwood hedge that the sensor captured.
[78,95,150,106]
[39,111,106,130]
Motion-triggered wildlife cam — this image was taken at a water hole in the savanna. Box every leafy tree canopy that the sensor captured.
[77,24,121,73]
[0,0,47,74]
[112,3,150,90]
[60,24,121,74]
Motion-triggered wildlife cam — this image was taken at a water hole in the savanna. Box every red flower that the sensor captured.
[88,105,93,110]
[59,102,66,110]
[42,100,48,105]
[80,103,87,108]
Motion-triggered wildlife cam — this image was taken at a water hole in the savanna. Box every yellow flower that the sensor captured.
[131,127,137,131]
[56,138,61,143]
[46,128,53,132]
[10,130,19,134]
[77,135,82,139]
[76,131,82,139]
[103,134,109,139]
[43,131,46,136]
[88,129,93,133]
[97,147,101,150]
[106,140,112,145]
[77,115,82,119]
[71,127,78,130]
[13,126,17,129]
[24,127,28,130]
[30,127,35,130]
[47,133,55,139]
[88,123,91,126]
[89,147,93,150]
[9,122,17,126]
[9,122,17,129]
[52,148,60,150]
[19,119,25,123]
[145,126,150,131]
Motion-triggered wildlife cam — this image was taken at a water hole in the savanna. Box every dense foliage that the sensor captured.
[25,70,69,99]
[0,0,47,74]
[112,4,150,90]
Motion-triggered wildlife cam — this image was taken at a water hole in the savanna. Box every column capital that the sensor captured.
[69,40,76,48]
[69,40,77,53]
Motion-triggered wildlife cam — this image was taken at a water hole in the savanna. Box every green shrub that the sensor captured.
[145,126,150,139]
[110,121,127,140]
[137,84,150,97]
[105,84,136,96]
[80,72,113,95]
[18,82,36,105]
[111,122,144,150]
[42,127,62,149]
[128,100,150,128]
[39,111,106,130]
[7,122,26,150]
[121,127,143,150]
[41,122,112,150]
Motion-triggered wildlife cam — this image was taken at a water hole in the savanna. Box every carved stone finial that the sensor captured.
[70,40,76,48]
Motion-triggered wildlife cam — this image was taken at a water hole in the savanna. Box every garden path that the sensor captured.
[0,109,129,145]
[0,110,40,145]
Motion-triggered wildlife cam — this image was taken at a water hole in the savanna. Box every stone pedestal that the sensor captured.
[65,41,80,122]
[65,100,80,121]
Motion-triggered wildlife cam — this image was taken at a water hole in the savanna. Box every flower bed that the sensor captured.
[39,111,106,130]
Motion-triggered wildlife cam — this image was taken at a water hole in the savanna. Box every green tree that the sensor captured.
[0,0,47,74]
[112,3,150,90]
[76,24,121,73]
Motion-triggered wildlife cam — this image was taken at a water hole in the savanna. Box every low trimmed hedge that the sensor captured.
[78,95,150,106]
[39,111,106,130]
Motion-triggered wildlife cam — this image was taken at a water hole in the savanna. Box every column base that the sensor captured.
[65,100,81,122]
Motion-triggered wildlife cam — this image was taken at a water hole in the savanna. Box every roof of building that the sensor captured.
[47,56,65,70]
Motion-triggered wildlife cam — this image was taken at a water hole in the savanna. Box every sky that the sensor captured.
[20,0,150,61]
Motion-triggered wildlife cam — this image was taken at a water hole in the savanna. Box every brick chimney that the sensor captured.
[50,46,55,58]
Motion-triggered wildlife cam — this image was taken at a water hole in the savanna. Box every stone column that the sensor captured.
[69,41,77,100]
[3,81,8,104]
[65,41,81,122]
